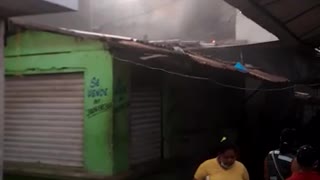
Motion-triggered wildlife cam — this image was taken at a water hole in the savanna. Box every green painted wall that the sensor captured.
[5,31,114,175]
[113,61,131,173]
[5,31,103,56]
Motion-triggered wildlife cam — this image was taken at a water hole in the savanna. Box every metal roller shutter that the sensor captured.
[4,73,84,167]
[129,88,162,166]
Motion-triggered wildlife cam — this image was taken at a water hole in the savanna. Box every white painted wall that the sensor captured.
[236,12,278,44]
[44,0,79,10]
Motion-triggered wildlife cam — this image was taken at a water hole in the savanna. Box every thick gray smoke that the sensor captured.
[15,0,236,41]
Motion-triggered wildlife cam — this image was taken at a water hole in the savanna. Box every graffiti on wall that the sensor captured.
[88,77,108,98]
[114,78,128,113]
[88,103,112,118]
[87,77,110,118]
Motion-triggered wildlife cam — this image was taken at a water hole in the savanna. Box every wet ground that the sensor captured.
[5,175,50,180]
[5,171,185,180]
[141,171,185,180]
[142,173,175,180]
[6,173,182,180]
[4,160,196,180]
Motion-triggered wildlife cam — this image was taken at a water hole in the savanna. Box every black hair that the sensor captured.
[279,128,297,154]
[218,138,238,155]
[297,145,317,168]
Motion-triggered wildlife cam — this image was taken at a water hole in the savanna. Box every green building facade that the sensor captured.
[5,30,128,177]
[4,28,243,180]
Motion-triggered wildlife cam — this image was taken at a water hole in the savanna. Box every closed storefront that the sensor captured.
[129,68,162,166]
[129,88,162,166]
[4,73,84,167]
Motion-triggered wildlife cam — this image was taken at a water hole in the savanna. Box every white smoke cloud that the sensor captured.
[15,0,237,41]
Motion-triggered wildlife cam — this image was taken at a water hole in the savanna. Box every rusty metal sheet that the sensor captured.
[114,40,288,83]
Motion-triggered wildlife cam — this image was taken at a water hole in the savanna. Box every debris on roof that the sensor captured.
[295,91,311,99]
[8,20,289,83]
[294,91,320,105]
[149,39,216,49]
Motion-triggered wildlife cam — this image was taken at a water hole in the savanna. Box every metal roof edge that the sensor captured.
[7,20,289,83]
[9,19,137,42]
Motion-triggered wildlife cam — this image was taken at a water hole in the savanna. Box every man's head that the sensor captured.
[296,145,317,169]
[217,138,238,169]
[279,128,297,154]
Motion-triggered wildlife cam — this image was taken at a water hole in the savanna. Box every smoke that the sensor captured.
[15,0,236,41]
[92,0,188,39]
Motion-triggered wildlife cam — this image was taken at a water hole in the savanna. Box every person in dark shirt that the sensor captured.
[303,111,320,172]
[287,145,320,180]
[264,128,297,180]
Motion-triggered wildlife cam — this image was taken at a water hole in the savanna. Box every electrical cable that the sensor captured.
[113,56,309,92]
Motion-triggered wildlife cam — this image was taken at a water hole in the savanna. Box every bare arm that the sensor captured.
[194,178,206,180]
[194,176,207,180]
[194,162,208,180]
[291,157,299,173]
[243,166,250,180]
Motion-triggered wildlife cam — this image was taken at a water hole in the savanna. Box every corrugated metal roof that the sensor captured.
[225,0,320,47]
[8,20,288,83]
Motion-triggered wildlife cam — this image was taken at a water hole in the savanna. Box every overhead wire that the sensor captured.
[91,1,319,91]
[113,56,306,92]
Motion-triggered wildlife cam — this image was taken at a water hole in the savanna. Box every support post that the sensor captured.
[0,20,5,180]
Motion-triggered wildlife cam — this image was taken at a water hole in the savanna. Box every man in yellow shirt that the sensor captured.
[194,138,249,180]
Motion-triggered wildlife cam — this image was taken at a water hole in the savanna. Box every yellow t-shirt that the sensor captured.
[194,158,249,180]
